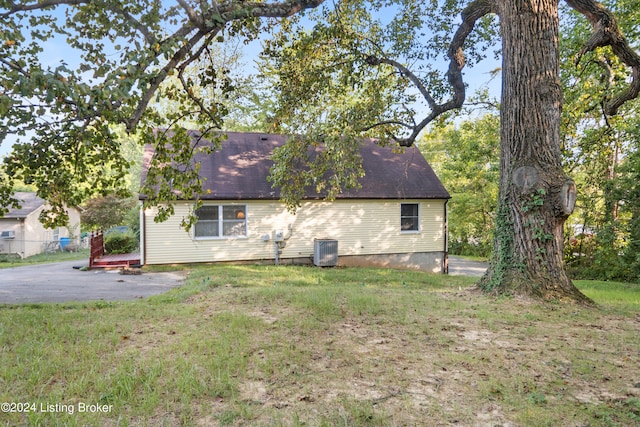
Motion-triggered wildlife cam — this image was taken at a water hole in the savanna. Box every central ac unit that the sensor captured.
[314,239,338,267]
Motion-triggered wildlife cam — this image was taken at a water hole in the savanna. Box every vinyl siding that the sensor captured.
[143,199,446,265]
[0,206,81,258]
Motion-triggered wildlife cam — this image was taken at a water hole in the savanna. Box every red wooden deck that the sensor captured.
[91,252,141,269]
[89,231,140,268]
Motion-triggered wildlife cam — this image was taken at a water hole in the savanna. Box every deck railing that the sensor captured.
[89,231,104,269]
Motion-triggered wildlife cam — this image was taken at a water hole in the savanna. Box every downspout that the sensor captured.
[140,201,146,266]
[19,218,25,259]
[443,199,449,274]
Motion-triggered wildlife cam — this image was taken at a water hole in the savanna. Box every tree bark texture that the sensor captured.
[478,0,592,304]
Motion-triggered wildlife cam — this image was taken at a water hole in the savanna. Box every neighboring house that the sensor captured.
[0,192,81,258]
[140,132,451,272]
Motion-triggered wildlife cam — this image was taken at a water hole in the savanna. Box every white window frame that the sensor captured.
[400,203,420,233]
[193,204,247,239]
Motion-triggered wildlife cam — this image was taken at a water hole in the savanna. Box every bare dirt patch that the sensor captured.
[176,286,640,426]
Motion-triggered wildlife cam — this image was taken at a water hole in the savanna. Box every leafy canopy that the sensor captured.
[0,0,324,225]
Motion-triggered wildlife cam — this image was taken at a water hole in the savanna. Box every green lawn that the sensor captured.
[1,265,638,426]
[0,249,90,269]
[575,279,640,313]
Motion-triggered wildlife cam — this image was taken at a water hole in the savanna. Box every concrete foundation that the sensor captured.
[336,252,447,273]
[255,251,447,273]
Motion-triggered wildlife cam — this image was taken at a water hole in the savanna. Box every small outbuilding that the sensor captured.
[0,192,81,258]
[139,132,451,272]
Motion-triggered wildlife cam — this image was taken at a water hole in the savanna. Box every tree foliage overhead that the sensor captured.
[261,0,500,142]
[257,0,501,207]
[0,0,324,225]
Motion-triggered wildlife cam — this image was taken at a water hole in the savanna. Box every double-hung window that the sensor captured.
[400,203,420,232]
[194,205,246,238]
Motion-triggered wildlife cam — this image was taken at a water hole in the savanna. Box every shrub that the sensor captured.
[104,232,138,254]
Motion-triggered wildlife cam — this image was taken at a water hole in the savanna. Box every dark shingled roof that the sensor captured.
[140,132,450,200]
[2,192,45,218]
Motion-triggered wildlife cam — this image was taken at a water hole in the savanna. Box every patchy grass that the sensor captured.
[0,249,90,269]
[0,265,638,426]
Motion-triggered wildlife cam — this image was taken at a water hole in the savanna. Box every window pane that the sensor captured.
[195,206,219,237]
[401,204,418,217]
[196,206,218,221]
[223,220,246,236]
[401,218,419,231]
[401,203,419,231]
[223,206,246,220]
[195,221,219,237]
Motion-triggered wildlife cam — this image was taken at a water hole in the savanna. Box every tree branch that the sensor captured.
[3,0,328,133]
[177,0,205,30]
[364,0,497,146]
[219,0,325,19]
[105,5,158,45]
[365,55,438,111]
[126,29,211,130]
[0,0,88,17]
[0,57,30,76]
[121,0,327,130]
[176,34,227,128]
[565,0,640,115]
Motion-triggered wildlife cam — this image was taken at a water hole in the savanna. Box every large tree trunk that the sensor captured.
[478,0,592,304]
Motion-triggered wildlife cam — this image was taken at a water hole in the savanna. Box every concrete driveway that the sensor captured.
[0,261,186,304]
[448,256,488,277]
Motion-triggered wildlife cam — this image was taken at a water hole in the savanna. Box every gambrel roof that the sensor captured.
[140,132,450,200]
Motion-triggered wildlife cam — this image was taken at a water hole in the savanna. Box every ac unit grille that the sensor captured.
[314,239,338,267]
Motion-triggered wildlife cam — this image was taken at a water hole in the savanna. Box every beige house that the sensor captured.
[140,132,450,272]
[0,192,81,258]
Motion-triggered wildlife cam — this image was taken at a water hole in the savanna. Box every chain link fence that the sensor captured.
[0,236,89,260]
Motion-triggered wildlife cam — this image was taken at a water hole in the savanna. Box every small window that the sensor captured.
[194,206,219,238]
[194,205,247,238]
[401,203,419,232]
